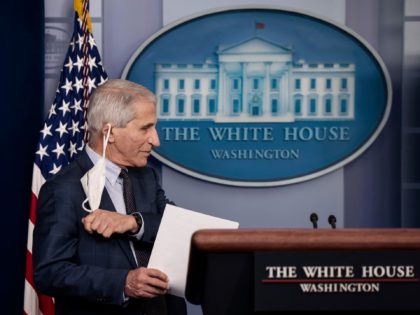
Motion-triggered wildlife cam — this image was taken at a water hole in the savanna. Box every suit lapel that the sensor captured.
[75,149,94,173]
[99,189,138,269]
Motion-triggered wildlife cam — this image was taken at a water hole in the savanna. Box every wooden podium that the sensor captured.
[185,229,420,315]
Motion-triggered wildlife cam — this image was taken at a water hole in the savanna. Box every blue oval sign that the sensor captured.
[123,6,391,187]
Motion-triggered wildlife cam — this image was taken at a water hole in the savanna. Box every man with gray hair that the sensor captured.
[33,79,187,315]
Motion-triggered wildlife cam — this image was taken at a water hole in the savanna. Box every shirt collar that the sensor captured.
[85,144,122,186]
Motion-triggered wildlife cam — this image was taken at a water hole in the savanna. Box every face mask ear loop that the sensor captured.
[82,198,94,212]
[102,123,112,158]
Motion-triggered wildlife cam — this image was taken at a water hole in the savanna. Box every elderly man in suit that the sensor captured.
[33,79,186,315]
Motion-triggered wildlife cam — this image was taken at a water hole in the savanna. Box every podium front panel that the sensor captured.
[255,250,420,311]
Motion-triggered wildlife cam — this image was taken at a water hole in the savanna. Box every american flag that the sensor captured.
[23,1,107,314]
[255,22,265,29]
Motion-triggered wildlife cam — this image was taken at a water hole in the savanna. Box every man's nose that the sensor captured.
[149,128,160,147]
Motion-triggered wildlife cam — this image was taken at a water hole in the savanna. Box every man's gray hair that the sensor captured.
[87,79,156,137]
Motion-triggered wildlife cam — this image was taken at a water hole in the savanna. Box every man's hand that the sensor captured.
[81,209,138,238]
[124,267,169,298]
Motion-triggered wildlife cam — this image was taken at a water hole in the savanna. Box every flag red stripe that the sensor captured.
[29,193,37,224]
[38,294,55,315]
[255,22,265,29]
[25,249,55,315]
[25,250,35,288]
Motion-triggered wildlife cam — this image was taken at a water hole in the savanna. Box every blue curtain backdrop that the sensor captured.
[0,1,44,314]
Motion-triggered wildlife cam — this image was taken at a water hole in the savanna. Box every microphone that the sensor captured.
[328,215,337,229]
[310,213,318,229]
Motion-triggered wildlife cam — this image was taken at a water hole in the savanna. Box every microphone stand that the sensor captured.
[310,213,318,229]
[328,215,337,229]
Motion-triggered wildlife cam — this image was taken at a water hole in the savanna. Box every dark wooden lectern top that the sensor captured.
[190,228,420,251]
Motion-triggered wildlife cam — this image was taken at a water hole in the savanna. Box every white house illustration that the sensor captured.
[155,37,355,122]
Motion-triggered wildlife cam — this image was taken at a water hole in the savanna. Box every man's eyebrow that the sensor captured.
[141,122,155,129]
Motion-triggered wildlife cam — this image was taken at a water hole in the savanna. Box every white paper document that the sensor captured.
[147,204,239,297]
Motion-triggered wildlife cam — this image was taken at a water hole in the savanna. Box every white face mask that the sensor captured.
[80,124,111,212]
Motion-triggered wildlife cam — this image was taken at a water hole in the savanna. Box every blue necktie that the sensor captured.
[119,168,167,315]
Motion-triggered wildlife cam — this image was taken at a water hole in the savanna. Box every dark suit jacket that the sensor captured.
[33,150,186,315]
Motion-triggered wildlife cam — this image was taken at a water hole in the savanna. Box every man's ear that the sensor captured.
[102,123,115,143]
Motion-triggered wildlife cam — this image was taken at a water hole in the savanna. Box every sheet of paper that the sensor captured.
[147,204,239,297]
